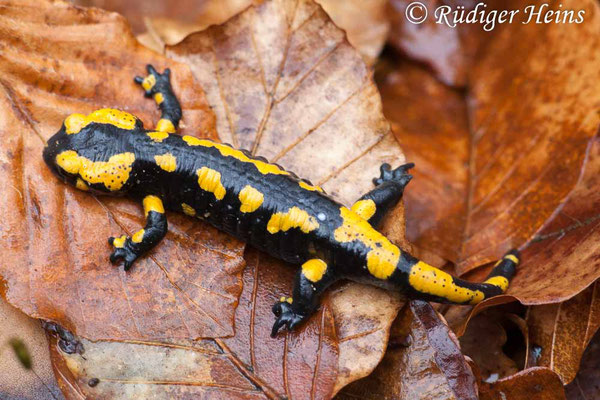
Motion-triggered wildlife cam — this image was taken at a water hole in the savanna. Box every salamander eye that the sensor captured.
[317,212,327,221]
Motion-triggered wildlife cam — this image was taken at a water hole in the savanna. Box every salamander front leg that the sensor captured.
[351,163,414,227]
[271,259,337,337]
[134,64,182,133]
[108,195,168,271]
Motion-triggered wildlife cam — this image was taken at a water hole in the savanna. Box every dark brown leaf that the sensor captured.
[479,367,566,400]
[338,301,478,400]
[564,329,600,400]
[525,281,600,384]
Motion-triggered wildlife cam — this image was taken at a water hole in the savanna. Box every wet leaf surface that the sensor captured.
[379,0,600,274]
[337,301,478,400]
[478,367,566,400]
[0,0,244,342]
[50,249,338,399]
[459,313,520,381]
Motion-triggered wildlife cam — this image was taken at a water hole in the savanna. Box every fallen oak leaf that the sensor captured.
[166,0,408,389]
[337,300,478,400]
[379,0,600,274]
[0,0,241,341]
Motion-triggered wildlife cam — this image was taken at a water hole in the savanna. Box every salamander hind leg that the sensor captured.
[134,64,182,133]
[271,259,337,337]
[109,195,168,271]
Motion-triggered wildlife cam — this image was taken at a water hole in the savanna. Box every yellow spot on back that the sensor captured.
[409,261,485,304]
[197,167,226,200]
[267,207,319,234]
[483,276,510,292]
[143,195,164,216]
[56,150,135,191]
[64,109,138,134]
[154,153,177,172]
[154,92,164,104]
[239,185,264,213]
[156,118,176,133]
[334,207,399,280]
[302,259,328,282]
[142,74,156,91]
[351,199,377,221]
[183,136,290,176]
[75,178,89,191]
[147,131,169,142]
[181,203,196,216]
[132,229,145,243]
[299,181,323,192]
[504,254,519,264]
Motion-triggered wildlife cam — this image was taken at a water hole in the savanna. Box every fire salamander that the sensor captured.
[43,65,520,337]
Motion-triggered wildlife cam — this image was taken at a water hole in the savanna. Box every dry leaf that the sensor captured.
[525,281,600,384]
[0,0,248,343]
[166,0,407,388]
[50,249,339,399]
[379,0,600,275]
[338,300,478,400]
[446,136,600,337]
[478,367,566,400]
[79,0,388,63]
[316,0,389,64]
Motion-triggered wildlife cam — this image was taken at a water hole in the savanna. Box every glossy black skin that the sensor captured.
[43,65,519,337]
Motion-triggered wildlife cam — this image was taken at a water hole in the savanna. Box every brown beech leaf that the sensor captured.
[479,367,566,400]
[166,0,407,389]
[80,0,388,63]
[338,301,478,400]
[446,135,600,337]
[50,248,339,399]
[525,281,600,384]
[0,0,250,343]
[564,330,600,400]
[379,0,600,275]
[73,0,255,34]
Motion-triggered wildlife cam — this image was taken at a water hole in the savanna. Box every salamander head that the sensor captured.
[43,113,135,195]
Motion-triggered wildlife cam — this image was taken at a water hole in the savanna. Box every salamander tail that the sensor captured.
[401,249,520,305]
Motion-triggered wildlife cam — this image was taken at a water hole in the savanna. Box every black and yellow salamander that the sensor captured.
[43,65,520,337]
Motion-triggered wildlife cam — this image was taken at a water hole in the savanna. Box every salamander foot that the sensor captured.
[271,301,306,337]
[373,162,414,187]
